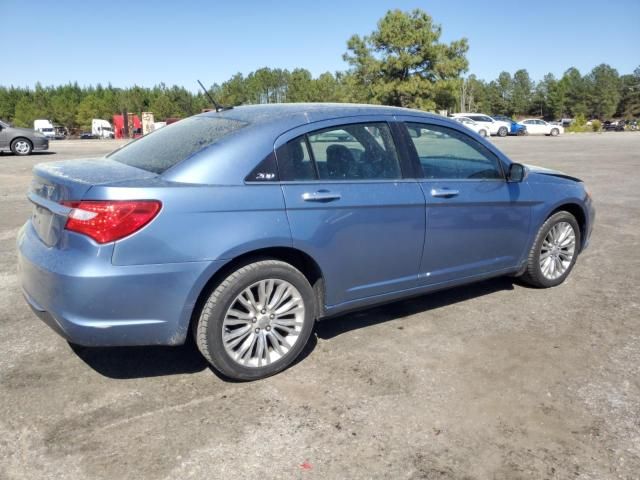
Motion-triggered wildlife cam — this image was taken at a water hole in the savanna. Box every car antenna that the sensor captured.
[197,79,232,112]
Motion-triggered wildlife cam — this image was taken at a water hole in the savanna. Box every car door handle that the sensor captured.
[430,188,459,198]
[302,191,342,202]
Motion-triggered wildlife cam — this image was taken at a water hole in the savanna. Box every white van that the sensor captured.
[91,119,115,139]
[33,119,56,138]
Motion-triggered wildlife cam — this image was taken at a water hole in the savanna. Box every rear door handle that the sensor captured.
[302,191,342,202]
[430,188,459,198]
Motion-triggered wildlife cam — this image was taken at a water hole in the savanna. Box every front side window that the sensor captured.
[275,122,401,181]
[406,123,503,180]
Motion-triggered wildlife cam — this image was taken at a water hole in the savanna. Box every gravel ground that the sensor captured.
[0,134,638,479]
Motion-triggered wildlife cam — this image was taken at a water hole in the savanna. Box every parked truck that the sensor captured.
[33,119,56,138]
[113,113,142,139]
[91,119,115,139]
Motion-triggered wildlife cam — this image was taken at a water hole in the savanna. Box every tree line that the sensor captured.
[0,9,638,131]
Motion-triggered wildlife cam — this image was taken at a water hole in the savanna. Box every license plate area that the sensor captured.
[32,204,57,246]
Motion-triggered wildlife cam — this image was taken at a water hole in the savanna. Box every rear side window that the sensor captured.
[276,136,316,181]
[406,123,503,180]
[276,122,401,182]
[109,116,248,174]
[309,123,400,180]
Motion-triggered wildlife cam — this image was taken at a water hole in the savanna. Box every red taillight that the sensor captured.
[61,200,162,244]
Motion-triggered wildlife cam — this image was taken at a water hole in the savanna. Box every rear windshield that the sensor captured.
[108,116,248,174]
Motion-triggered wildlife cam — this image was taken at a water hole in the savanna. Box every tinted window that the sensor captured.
[406,123,503,180]
[307,123,401,180]
[276,136,316,181]
[109,116,247,174]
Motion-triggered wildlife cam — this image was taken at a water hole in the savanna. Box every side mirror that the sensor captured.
[508,163,526,182]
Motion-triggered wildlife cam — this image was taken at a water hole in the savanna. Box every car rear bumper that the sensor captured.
[17,222,219,347]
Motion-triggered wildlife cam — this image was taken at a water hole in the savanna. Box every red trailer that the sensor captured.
[113,113,142,139]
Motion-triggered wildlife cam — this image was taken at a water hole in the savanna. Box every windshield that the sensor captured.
[108,116,248,174]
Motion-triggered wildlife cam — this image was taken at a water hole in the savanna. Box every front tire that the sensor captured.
[550,128,559,136]
[497,126,508,137]
[195,260,316,380]
[479,129,488,138]
[11,138,33,155]
[520,212,581,288]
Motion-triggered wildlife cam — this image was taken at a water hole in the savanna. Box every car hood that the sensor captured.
[525,164,581,183]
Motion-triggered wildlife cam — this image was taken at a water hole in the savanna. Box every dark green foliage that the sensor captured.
[343,9,469,110]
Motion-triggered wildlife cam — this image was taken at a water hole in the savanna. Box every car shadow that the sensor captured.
[0,151,56,156]
[71,277,515,381]
[69,336,208,380]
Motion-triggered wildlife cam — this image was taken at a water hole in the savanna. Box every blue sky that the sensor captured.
[3,0,638,90]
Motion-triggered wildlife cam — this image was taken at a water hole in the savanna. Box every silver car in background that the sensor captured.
[0,120,49,155]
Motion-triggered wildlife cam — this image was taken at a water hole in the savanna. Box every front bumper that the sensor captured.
[582,196,596,251]
[33,138,49,151]
[17,222,219,346]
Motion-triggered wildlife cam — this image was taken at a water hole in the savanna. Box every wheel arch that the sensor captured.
[547,202,587,251]
[11,136,33,148]
[188,246,326,335]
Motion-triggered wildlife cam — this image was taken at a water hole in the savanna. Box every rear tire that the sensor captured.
[520,211,581,288]
[479,129,488,137]
[11,138,32,155]
[498,126,508,137]
[195,260,316,380]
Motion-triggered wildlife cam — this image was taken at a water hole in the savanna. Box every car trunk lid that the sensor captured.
[29,158,157,246]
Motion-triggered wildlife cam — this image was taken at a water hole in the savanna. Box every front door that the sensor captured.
[0,124,9,150]
[277,120,425,307]
[403,120,531,285]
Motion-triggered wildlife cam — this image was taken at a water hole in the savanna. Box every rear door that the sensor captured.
[401,119,531,285]
[276,118,425,306]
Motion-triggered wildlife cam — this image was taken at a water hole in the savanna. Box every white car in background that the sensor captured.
[518,119,564,136]
[451,116,490,137]
[451,113,511,137]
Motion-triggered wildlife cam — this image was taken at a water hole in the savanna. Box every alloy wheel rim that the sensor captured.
[222,279,305,368]
[539,221,576,280]
[15,141,30,154]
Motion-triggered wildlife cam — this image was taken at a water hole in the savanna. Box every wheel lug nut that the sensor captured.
[266,326,271,331]
[252,318,257,323]
[261,309,266,314]
[269,314,275,319]
[255,328,260,333]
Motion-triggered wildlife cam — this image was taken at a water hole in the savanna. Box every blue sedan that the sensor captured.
[493,115,527,135]
[18,104,595,380]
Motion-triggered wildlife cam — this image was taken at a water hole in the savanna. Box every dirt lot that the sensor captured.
[1,134,639,479]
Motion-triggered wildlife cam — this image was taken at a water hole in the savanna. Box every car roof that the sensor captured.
[201,103,439,129]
